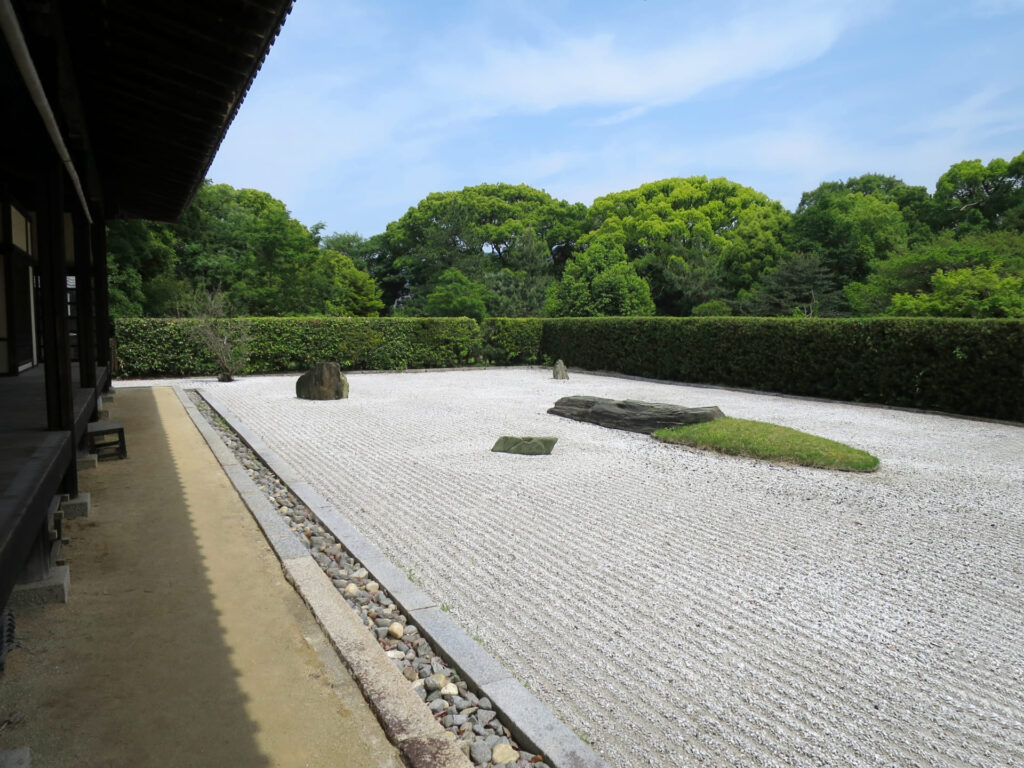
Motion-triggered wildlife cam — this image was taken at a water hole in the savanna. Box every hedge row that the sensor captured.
[114,317,482,377]
[539,317,1024,422]
[115,316,1024,421]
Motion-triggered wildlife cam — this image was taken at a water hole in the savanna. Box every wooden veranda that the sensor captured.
[1,0,292,616]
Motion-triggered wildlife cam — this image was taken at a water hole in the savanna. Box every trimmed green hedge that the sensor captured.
[114,317,483,377]
[539,317,1024,422]
[480,318,544,364]
[115,315,1024,421]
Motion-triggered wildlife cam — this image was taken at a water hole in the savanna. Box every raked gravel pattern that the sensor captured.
[167,368,1022,767]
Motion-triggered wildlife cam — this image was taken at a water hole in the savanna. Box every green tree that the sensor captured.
[820,174,937,243]
[375,183,588,314]
[421,268,490,320]
[932,152,1024,232]
[887,266,1024,318]
[293,249,384,316]
[582,177,791,315]
[545,236,655,317]
[789,187,908,284]
[106,219,187,316]
[691,299,732,316]
[741,253,843,317]
[845,230,1024,315]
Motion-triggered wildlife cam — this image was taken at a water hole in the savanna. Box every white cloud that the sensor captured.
[419,2,878,117]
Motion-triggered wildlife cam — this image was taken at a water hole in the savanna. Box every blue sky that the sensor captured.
[208,0,1024,237]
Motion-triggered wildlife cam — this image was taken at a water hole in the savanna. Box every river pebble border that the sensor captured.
[187,391,544,768]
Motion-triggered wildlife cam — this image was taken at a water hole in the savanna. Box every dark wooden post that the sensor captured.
[74,209,96,388]
[38,159,77,496]
[92,220,110,374]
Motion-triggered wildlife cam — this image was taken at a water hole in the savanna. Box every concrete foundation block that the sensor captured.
[10,564,70,607]
[77,451,98,471]
[60,492,91,519]
[0,747,31,768]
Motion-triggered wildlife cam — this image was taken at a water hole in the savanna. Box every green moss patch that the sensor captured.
[654,417,880,472]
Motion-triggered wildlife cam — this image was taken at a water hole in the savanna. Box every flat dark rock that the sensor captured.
[548,395,723,434]
[491,436,558,455]
[296,362,349,400]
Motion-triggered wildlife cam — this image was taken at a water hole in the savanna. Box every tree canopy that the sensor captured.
[368,183,588,318]
[573,176,791,316]
[107,181,382,318]
[107,150,1024,322]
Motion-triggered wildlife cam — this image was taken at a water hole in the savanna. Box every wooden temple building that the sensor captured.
[0,0,292,621]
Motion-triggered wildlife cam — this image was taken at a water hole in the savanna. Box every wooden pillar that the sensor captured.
[38,159,77,495]
[74,209,96,388]
[92,221,110,371]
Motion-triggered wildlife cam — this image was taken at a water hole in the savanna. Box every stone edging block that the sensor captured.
[188,386,607,768]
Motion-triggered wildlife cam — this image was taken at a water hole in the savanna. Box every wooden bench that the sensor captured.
[86,420,126,460]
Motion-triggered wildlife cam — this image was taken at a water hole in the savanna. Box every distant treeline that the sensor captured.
[108,151,1024,319]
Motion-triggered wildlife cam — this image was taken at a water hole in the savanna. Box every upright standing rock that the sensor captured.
[553,359,569,380]
[296,362,349,400]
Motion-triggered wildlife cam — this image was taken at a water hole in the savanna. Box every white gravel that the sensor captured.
[156,368,1022,767]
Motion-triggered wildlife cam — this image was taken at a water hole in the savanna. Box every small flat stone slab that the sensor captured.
[491,436,558,455]
[548,395,723,434]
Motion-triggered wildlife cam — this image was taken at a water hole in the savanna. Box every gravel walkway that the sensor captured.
[152,368,1022,767]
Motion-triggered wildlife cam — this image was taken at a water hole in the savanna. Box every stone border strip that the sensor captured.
[176,386,606,768]
[173,388,469,768]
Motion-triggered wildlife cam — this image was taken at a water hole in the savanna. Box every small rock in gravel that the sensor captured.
[477,697,491,709]
[428,698,447,713]
[440,682,459,696]
[403,666,419,681]
[352,568,368,579]
[476,709,496,726]
[388,621,405,639]
[470,740,492,765]
[343,583,359,597]
[365,581,380,594]
[386,650,405,659]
